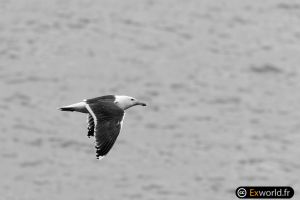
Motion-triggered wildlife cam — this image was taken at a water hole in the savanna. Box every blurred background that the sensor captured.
[0,0,299,199]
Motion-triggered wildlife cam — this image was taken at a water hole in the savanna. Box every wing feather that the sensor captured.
[86,114,95,137]
[85,100,124,159]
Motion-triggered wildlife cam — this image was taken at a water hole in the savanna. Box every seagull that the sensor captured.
[59,95,147,159]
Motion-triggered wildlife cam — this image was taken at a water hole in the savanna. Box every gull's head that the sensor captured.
[114,95,147,110]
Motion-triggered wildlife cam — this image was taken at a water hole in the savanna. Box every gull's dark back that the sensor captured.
[85,95,115,104]
[86,96,124,120]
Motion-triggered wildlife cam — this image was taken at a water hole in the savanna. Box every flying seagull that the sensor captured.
[59,95,146,159]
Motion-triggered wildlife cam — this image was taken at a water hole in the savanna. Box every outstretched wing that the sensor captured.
[94,115,124,159]
[85,100,124,159]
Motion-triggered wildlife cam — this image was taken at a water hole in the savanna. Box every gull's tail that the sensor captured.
[58,101,87,113]
[59,107,75,112]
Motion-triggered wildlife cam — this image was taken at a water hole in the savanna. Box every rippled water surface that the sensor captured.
[0,1,300,200]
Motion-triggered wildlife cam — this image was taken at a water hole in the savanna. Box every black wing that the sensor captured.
[94,115,124,159]
[85,100,124,159]
[87,114,95,138]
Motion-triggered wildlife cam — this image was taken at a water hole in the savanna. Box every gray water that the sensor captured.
[0,1,299,199]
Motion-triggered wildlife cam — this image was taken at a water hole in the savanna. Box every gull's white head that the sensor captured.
[114,95,147,110]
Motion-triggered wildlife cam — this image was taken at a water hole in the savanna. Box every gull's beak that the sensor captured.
[136,101,147,106]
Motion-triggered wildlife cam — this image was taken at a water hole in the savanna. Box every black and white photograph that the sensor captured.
[0,0,299,199]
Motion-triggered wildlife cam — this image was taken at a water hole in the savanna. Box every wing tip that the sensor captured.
[96,156,105,160]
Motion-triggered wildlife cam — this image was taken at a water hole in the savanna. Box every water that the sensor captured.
[0,0,299,199]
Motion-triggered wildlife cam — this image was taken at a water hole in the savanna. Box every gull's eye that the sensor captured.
[131,98,134,101]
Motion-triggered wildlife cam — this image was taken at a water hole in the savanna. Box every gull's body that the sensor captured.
[59,95,146,159]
